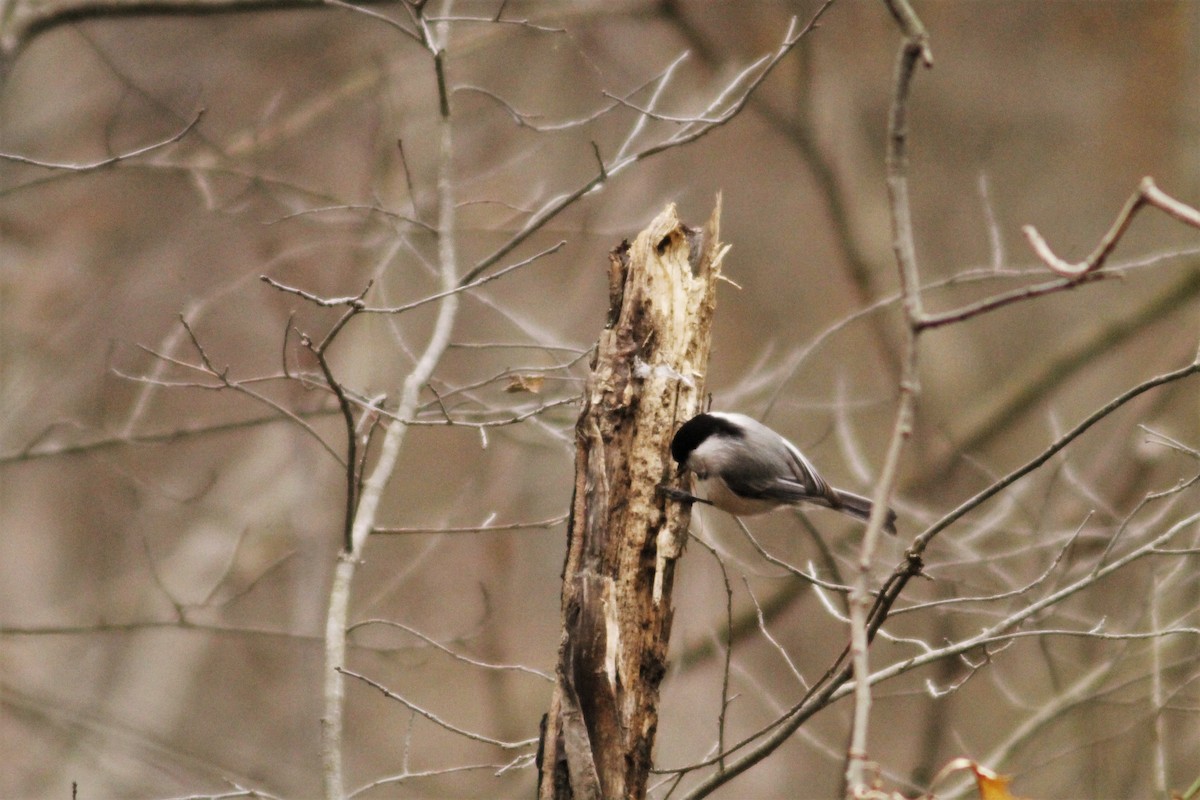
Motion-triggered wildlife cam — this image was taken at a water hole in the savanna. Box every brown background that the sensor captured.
[2,1,1199,797]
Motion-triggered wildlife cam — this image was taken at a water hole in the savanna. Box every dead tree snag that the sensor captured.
[538,199,727,800]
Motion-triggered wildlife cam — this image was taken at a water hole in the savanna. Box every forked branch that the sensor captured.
[1023,177,1200,279]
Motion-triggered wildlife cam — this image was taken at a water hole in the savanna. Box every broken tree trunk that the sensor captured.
[538,200,727,800]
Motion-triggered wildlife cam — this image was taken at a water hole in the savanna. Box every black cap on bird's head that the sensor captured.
[670,413,744,465]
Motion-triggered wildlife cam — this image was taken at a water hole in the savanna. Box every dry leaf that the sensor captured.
[928,757,1029,800]
[504,374,545,394]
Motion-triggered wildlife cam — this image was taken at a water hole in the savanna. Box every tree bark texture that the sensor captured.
[538,200,727,800]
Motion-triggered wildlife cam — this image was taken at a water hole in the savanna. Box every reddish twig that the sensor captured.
[915,270,1111,331]
[1023,177,1200,279]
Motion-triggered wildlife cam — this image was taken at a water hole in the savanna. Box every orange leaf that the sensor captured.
[928,757,1029,800]
[504,374,545,394]
[974,765,1021,800]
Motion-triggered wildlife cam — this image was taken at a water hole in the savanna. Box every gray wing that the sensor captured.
[730,475,823,505]
[781,438,833,500]
[721,437,837,508]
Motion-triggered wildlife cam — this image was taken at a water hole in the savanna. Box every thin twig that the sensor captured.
[890,520,1086,616]
[396,138,420,218]
[0,408,341,465]
[458,1,835,288]
[322,0,421,42]
[676,498,1200,800]
[1023,177,1200,279]
[302,329,361,552]
[612,51,691,163]
[0,109,204,170]
[424,12,565,34]
[362,240,565,314]
[744,578,808,690]
[455,64,672,134]
[163,783,282,800]
[347,761,528,799]
[917,356,1200,548]
[372,394,578,428]
[919,267,1200,480]
[264,203,435,233]
[117,320,346,464]
[733,518,852,592]
[915,270,1109,331]
[347,618,553,680]
[690,536,736,773]
[337,667,538,750]
[259,275,370,308]
[852,510,1200,695]
[373,513,568,535]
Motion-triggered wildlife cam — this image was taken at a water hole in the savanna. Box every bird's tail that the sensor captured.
[831,488,898,535]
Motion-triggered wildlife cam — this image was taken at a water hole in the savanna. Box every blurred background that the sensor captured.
[2,1,1199,797]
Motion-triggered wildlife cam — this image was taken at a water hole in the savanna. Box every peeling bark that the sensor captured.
[538,200,726,800]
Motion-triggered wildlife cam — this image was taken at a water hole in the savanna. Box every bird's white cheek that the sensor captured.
[695,476,779,517]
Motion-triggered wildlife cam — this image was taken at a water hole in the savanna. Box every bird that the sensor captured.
[668,412,897,534]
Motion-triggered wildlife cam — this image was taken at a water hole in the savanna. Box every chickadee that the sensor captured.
[669,412,897,534]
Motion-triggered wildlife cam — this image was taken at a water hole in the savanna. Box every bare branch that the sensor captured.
[363,240,566,314]
[854,510,1200,696]
[346,618,552,681]
[323,23,461,794]
[322,0,421,42]
[259,275,370,308]
[689,536,737,772]
[163,781,283,800]
[424,12,565,34]
[602,90,739,126]
[372,394,577,428]
[373,513,567,535]
[891,518,1087,617]
[731,518,852,592]
[1023,177,1200,279]
[0,409,341,465]
[0,108,204,170]
[462,2,833,288]
[918,354,1200,548]
[843,10,932,793]
[337,667,538,750]
[263,203,435,233]
[2,617,321,644]
[346,761,530,799]
[115,320,347,464]
[396,138,420,218]
[300,326,361,551]
[455,62,678,134]
[612,51,691,162]
[744,577,808,690]
[915,270,1111,331]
